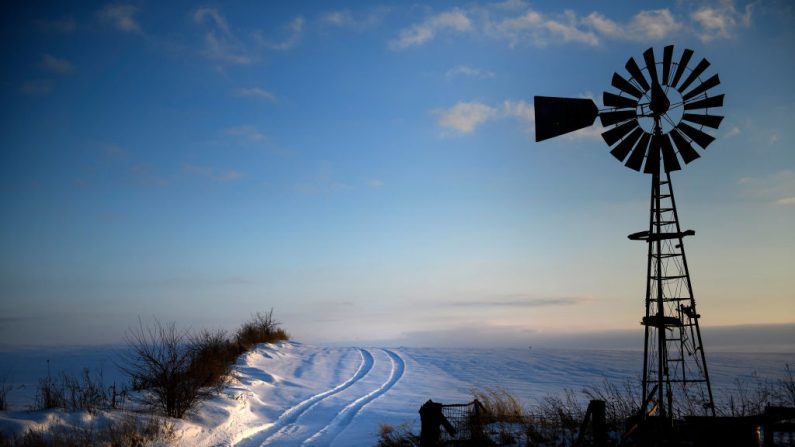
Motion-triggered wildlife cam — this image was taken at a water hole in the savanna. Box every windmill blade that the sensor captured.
[678,58,711,93]
[682,74,721,101]
[670,48,694,89]
[600,109,636,127]
[683,94,724,111]
[682,113,724,129]
[643,134,661,174]
[602,119,639,146]
[609,127,643,161]
[670,128,701,164]
[625,57,650,92]
[662,45,674,86]
[533,96,599,142]
[603,92,637,109]
[660,134,681,172]
[643,47,659,86]
[612,73,643,98]
[625,132,651,171]
[677,122,715,149]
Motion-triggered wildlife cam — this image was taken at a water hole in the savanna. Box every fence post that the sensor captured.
[591,399,607,447]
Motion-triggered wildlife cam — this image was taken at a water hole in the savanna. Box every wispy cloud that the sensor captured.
[502,99,534,131]
[182,163,244,182]
[20,79,53,96]
[34,17,76,33]
[435,101,498,133]
[225,125,265,142]
[130,164,168,187]
[389,9,472,50]
[255,17,304,50]
[725,126,741,138]
[367,179,384,189]
[39,54,76,75]
[194,7,230,34]
[295,161,353,195]
[396,5,719,50]
[445,64,494,79]
[738,170,795,205]
[488,7,680,47]
[486,9,599,46]
[235,87,277,102]
[452,296,591,307]
[97,4,142,33]
[691,0,753,42]
[582,9,682,42]
[434,99,535,135]
[194,7,252,64]
[321,7,388,30]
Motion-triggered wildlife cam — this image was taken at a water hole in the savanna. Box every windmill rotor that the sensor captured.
[534,45,724,175]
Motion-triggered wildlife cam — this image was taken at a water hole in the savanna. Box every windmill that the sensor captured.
[534,45,723,425]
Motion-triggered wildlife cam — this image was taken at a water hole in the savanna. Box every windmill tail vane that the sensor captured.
[533,45,723,423]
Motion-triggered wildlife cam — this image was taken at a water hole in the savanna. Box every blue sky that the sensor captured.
[1,0,793,347]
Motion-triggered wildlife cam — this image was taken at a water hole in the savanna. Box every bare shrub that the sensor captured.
[119,318,201,418]
[186,329,236,393]
[0,369,12,411]
[777,363,795,406]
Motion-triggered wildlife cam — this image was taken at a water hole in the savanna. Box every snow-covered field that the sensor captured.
[1,342,792,446]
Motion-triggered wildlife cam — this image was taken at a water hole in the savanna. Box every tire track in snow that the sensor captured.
[301,349,406,446]
[237,348,374,447]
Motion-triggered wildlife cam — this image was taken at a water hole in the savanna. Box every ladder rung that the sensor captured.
[650,275,687,280]
[653,253,682,259]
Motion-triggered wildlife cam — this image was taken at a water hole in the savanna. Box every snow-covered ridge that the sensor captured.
[1,342,791,446]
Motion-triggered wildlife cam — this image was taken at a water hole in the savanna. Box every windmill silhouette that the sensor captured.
[534,45,723,425]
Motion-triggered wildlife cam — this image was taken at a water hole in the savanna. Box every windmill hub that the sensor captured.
[638,87,683,135]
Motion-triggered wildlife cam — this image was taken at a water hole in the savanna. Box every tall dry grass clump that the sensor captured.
[234,309,290,352]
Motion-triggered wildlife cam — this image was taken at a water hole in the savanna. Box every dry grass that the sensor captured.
[0,413,173,447]
[376,423,420,447]
[31,368,124,413]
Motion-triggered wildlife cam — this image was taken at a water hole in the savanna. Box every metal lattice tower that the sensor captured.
[532,45,725,424]
[631,170,714,421]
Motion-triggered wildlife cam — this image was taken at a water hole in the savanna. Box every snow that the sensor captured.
[1,342,792,446]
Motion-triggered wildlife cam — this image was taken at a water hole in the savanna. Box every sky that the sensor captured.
[1,0,793,348]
